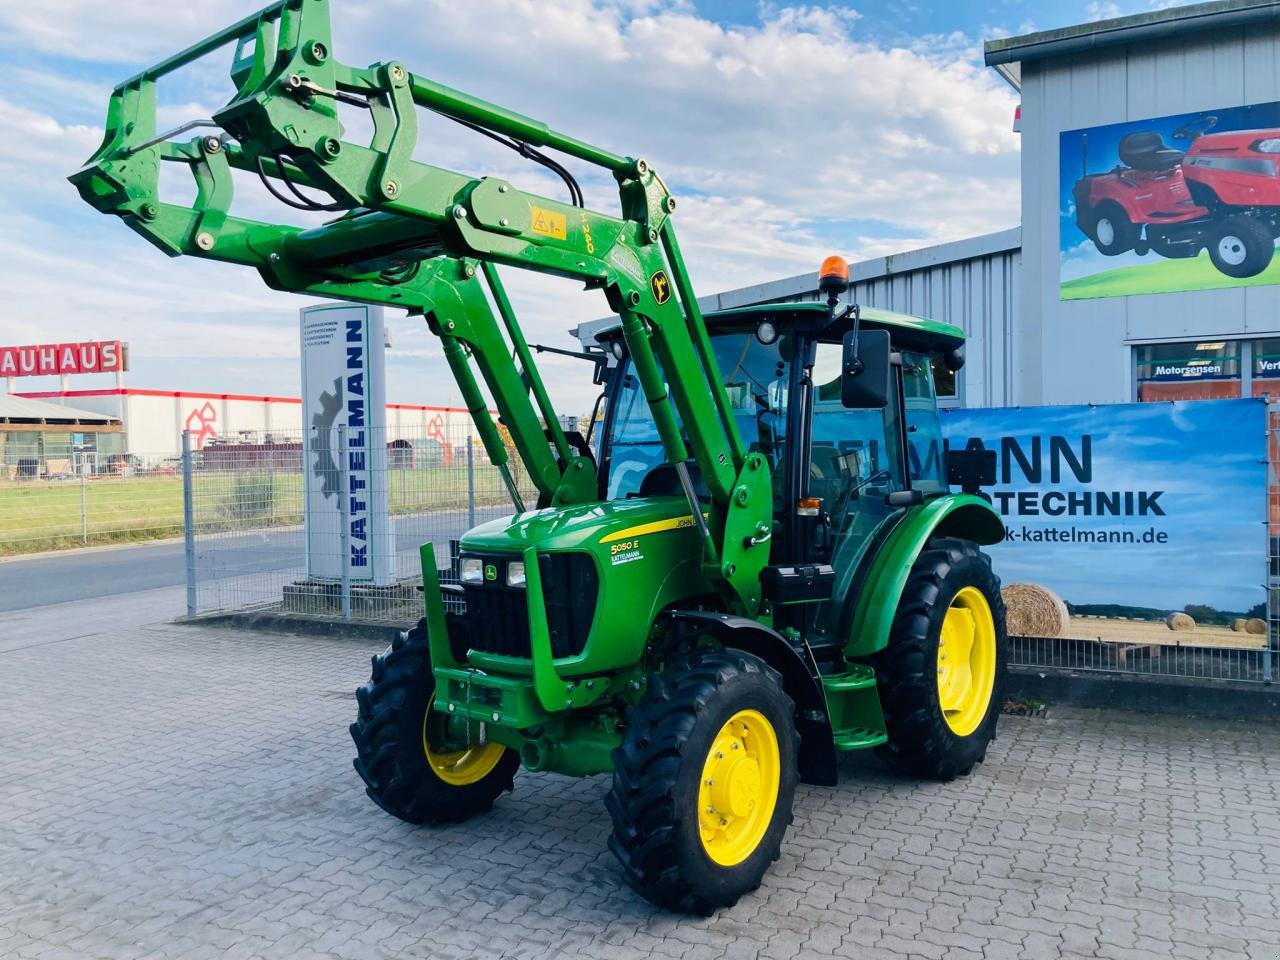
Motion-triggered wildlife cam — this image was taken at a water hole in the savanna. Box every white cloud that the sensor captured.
[0,0,1020,414]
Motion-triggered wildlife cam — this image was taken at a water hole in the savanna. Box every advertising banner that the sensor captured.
[941,399,1267,646]
[301,303,395,586]
[1060,100,1280,300]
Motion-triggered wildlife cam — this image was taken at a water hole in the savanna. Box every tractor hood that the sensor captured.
[460,495,700,555]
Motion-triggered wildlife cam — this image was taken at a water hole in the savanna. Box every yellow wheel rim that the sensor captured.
[937,586,998,737]
[697,709,781,867]
[422,695,506,787]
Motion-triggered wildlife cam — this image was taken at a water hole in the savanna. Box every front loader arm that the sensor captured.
[70,0,772,614]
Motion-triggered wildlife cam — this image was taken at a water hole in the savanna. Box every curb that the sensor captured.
[182,610,402,644]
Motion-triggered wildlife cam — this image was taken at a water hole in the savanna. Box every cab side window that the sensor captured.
[902,351,946,494]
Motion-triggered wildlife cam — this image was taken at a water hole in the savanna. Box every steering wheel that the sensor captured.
[1172,116,1218,140]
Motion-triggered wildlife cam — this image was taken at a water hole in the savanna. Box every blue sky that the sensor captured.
[0,0,1200,412]
[942,398,1268,613]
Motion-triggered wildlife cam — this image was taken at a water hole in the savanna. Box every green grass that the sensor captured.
[1060,244,1280,300]
[0,465,519,557]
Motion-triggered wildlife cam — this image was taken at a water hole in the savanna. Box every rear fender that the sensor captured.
[667,611,838,786]
[845,494,1003,659]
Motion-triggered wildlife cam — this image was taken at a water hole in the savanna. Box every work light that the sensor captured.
[460,557,484,584]
[506,561,526,588]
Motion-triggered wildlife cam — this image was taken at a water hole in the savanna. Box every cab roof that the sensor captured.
[588,302,965,353]
[706,302,965,351]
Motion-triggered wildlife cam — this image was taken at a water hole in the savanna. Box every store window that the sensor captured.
[1135,341,1242,401]
[1253,338,1280,398]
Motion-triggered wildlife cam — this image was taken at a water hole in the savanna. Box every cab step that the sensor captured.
[832,727,888,750]
[822,665,888,751]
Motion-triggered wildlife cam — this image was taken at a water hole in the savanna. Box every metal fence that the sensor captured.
[5,409,1274,689]
[183,425,536,624]
[177,412,1277,687]
[0,451,185,557]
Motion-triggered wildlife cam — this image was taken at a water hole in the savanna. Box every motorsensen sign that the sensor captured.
[0,341,127,377]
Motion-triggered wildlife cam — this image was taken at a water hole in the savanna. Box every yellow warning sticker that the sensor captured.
[530,206,567,240]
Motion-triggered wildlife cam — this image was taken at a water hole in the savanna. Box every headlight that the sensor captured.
[506,561,526,588]
[460,557,484,584]
[1252,137,1280,153]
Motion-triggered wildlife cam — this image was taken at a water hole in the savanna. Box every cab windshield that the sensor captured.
[603,331,789,500]
[601,330,946,503]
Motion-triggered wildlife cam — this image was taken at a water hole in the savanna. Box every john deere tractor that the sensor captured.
[72,0,1007,913]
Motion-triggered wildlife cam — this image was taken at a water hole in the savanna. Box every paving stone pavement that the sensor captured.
[1,622,1278,960]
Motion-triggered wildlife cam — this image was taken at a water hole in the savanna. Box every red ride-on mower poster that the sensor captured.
[1060,100,1280,300]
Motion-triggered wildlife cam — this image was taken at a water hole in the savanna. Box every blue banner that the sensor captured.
[941,399,1267,642]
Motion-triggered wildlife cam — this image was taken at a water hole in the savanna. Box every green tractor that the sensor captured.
[71,0,1007,913]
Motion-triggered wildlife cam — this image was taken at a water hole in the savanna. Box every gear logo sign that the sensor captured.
[311,377,343,498]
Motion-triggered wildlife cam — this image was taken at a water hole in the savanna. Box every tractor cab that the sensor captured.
[588,298,979,657]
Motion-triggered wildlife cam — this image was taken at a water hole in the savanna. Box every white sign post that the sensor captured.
[301,303,395,586]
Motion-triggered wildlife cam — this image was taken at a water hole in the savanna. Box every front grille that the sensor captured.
[463,582,533,657]
[460,552,598,660]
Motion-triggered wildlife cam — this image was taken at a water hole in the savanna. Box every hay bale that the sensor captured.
[1002,582,1069,638]
[1231,618,1248,632]
[1246,617,1267,635]
[1165,612,1195,632]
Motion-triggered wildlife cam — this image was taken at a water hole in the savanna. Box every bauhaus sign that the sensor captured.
[0,341,127,377]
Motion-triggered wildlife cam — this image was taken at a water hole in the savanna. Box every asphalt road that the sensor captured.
[0,539,190,612]
[0,506,509,614]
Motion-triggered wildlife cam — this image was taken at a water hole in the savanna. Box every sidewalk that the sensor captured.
[1,613,1278,959]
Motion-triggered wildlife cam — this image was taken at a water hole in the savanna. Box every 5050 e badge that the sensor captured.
[610,539,643,565]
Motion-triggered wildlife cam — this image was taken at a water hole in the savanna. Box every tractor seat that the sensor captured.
[1118,131,1184,172]
[638,461,710,501]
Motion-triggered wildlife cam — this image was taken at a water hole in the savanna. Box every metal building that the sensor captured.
[986,0,1280,407]
[675,1,1280,411]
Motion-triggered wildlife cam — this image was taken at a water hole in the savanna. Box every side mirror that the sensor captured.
[946,447,997,494]
[841,329,891,409]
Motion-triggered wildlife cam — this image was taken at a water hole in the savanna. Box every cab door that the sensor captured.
[803,339,906,648]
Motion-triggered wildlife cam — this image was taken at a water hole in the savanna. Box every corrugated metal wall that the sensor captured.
[1020,21,1280,406]
[708,231,1022,408]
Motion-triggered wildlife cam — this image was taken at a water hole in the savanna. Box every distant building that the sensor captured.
[0,395,122,478]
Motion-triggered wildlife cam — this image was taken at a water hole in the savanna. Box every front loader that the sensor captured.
[72,0,1008,914]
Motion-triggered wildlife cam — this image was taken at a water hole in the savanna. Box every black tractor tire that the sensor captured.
[350,620,519,825]
[606,649,798,915]
[1087,201,1138,256]
[1207,216,1275,278]
[873,537,1007,782]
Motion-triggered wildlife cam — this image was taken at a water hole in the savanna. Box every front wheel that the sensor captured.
[606,649,798,914]
[874,537,1007,781]
[350,621,519,824]
[1087,202,1138,256]
[1207,216,1274,278]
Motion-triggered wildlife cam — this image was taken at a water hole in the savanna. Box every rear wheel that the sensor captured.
[606,649,798,914]
[874,537,1006,781]
[1088,202,1138,255]
[350,621,519,824]
[1207,216,1274,278]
